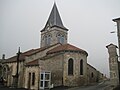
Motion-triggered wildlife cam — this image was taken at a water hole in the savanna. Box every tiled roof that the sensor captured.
[25,43,60,56]
[47,43,88,56]
[3,43,60,63]
[3,49,35,63]
[26,59,39,66]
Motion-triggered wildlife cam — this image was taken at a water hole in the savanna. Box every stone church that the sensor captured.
[0,3,105,90]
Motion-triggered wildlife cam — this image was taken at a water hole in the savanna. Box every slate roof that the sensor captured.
[47,43,88,56]
[41,2,68,31]
[3,49,36,63]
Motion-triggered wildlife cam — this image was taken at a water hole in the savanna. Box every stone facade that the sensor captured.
[41,27,68,47]
[39,50,88,87]
[63,52,87,86]
[2,60,25,88]
[87,64,101,84]
[106,43,119,86]
[25,65,40,89]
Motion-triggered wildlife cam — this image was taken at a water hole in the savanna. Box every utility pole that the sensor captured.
[113,17,120,84]
[13,47,20,88]
[113,18,120,58]
[16,47,21,88]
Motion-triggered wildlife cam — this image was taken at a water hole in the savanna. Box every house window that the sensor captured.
[80,59,83,75]
[32,72,35,85]
[68,58,73,75]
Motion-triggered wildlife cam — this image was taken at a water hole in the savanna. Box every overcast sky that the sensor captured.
[0,0,120,77]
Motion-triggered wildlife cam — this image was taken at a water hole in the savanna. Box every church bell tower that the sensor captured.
[40,3,68,47]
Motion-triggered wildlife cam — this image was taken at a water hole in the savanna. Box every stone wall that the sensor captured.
[39,53,63,87]
[97,71,104,82]
[4,61,25,88]
[63,52,87,86]
[39,51,88,87]
[41,27,68,47]
[87,64,98,84]
[106,44,119,86]
[24,66,40,90]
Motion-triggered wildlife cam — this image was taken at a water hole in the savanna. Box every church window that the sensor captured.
[68,58,74,75]
[61,35,64,44]
[48,35,51,45]
[57,34,64,44]
[91,72,94,78]
[80,59,83,75]
[57,34,61,43]
[42,36,44,40]
[32,72,35,85]
[45,36,47,46]
[44,34,51,46]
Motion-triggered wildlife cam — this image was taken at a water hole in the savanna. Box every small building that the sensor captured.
[106,43,119,87]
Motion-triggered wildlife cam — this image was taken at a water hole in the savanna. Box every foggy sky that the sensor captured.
[0,0,120,77]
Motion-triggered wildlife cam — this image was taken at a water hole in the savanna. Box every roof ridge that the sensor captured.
[47,43,88,56]
[26,59,39,66]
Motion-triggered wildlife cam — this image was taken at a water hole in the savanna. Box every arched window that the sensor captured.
[57,34,61,43]
[48,35,51,45]
[61,35,64,44]
[45,34,51,46]
[91,72,94,78]
[57,34,64,44]
[68,58,73,75]
[80,59,83,75]
[45,35,47,46]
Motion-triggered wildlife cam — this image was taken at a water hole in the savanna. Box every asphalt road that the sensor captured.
[0,83,28,90]
[66,80,112,90]
[0,80,112,90]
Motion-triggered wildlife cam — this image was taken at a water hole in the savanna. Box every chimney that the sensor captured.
[2,54,5,60]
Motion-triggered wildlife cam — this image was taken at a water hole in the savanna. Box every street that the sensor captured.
[66,80,112,90]
[0,80,113,90]
[0,83,28,90]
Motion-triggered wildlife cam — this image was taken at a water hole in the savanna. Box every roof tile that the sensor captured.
[26,59,39,66]
[47,43,88,56]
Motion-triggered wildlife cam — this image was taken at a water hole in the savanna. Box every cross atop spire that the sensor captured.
[41,2,68,31]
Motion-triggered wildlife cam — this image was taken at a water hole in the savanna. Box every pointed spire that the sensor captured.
[41,2,68,31]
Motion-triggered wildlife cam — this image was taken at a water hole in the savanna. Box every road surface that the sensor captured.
[67,80,112,90]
